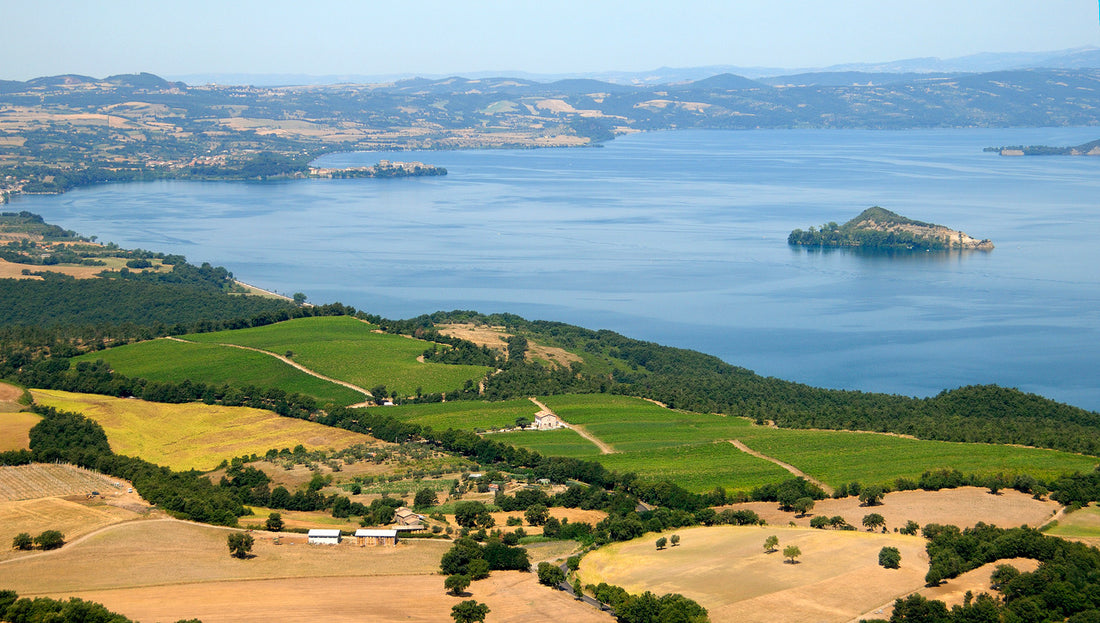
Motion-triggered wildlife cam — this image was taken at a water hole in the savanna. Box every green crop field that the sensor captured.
[409,394,1099,494]
[363,399,539,430]
[596,442,793,492]
[73,338,365,406]
[185,316,491,397]
[1045,505,1100,539]
[732,428,1099,487]
[493,428,605,458]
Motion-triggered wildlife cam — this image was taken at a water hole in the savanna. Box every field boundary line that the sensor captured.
[163,337,372,400]
[728,439,834,495]
[528,397,616,454]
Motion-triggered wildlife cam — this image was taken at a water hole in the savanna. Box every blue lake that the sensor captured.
[13,127,1100,410]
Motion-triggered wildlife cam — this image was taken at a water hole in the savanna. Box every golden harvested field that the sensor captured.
[46,571,613,623]
[579,525,928,623]
[435,322,581,367]
[0,496,151,562]
[717,487,1060,531]
[0,413,38,451]
[487,508,609,535]
[851,558,1041,622]
[30,389,371,471]
[0,518,449,594]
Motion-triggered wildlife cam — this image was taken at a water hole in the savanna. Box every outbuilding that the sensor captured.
[355,528,398,547]
[307,529,342,545]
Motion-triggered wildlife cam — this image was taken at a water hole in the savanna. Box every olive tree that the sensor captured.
[764,535,779,553]
[227,532,254,559]
[783,545,802,564]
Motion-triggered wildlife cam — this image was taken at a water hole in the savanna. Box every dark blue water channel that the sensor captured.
[13,128,1100,410]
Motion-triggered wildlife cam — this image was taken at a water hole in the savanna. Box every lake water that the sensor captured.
[13,128,1100,410]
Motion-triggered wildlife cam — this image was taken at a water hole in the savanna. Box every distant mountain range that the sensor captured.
[167,46,1100,87]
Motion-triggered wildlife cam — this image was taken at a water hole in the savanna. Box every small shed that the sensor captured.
[355,528,398,547]
[307,529,342,545]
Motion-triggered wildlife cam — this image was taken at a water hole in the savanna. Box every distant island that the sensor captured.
[984,138,1100,156]
[788,206,994,251]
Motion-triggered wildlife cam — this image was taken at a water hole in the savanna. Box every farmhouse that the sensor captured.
[534,412,564,430]
[307,528,341,545]
[354,528,398,547]
[394,506,424,527]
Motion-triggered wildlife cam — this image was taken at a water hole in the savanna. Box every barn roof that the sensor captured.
[308,529,342,537]
[355,529,398,537]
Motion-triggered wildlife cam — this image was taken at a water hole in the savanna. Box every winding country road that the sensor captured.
[528,397,616,454]
[728,439,834,495]
[163,337,373,404]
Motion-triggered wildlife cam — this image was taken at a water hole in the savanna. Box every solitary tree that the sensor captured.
[292,292,307,306]
[656,537,668,550]
[451,600,490,623]
[34,530,64,551]
[764,535,780,553]
[265,512,283,531]
[572,578,584,600]
[445,573,471,596]
[670,534,681,547]
[515,416,531,429]
[879,546,901,569]
[863,513,886,531]
[783,545,802,564]
[227,532,254,559]
[12,533,33,550]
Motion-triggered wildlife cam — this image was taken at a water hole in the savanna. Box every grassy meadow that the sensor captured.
[30,389,372,471]
[0,411,40,451]
[184,316,491,396]
[72,338,365,406]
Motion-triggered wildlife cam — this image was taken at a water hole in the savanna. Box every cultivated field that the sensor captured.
[0,463,153,560]
[408,394,1099,493]
[373,398,540,430]
[579,525,928,623]
[184,316,492,397]
[0,411,38,452]
[43,571,612,623]
[30,389,372,471]
[72,337,365,406]
[718,486,1060,530]
[1043,504,1100,546]
[2,518,609,623]
[0,463,124,502]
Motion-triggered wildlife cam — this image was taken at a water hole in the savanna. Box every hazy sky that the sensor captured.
[3,0,1098,80]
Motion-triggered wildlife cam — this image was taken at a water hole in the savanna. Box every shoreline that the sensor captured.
[233,280,293,302]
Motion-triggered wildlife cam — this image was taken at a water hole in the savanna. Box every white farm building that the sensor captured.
[307,529,342,545]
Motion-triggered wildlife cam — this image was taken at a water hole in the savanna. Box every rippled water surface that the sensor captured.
[15,128,1100,409]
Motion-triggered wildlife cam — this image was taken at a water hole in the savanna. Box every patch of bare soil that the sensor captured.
[0,381,24,403]
[850,558,1041,622]
[51,570,613,623]
[717,487,1060,531]
[436,323,582,368]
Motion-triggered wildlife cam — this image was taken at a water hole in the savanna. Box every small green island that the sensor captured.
[788,206,993,251]
[984,138,1100,156]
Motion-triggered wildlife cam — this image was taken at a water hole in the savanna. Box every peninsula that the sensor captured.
[788,206,994,251]
[984,138,1100,156]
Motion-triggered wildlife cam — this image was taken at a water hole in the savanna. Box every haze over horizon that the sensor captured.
[4,0,1099,82]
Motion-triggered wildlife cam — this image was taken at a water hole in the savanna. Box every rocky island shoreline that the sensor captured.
[788,207,994,251]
